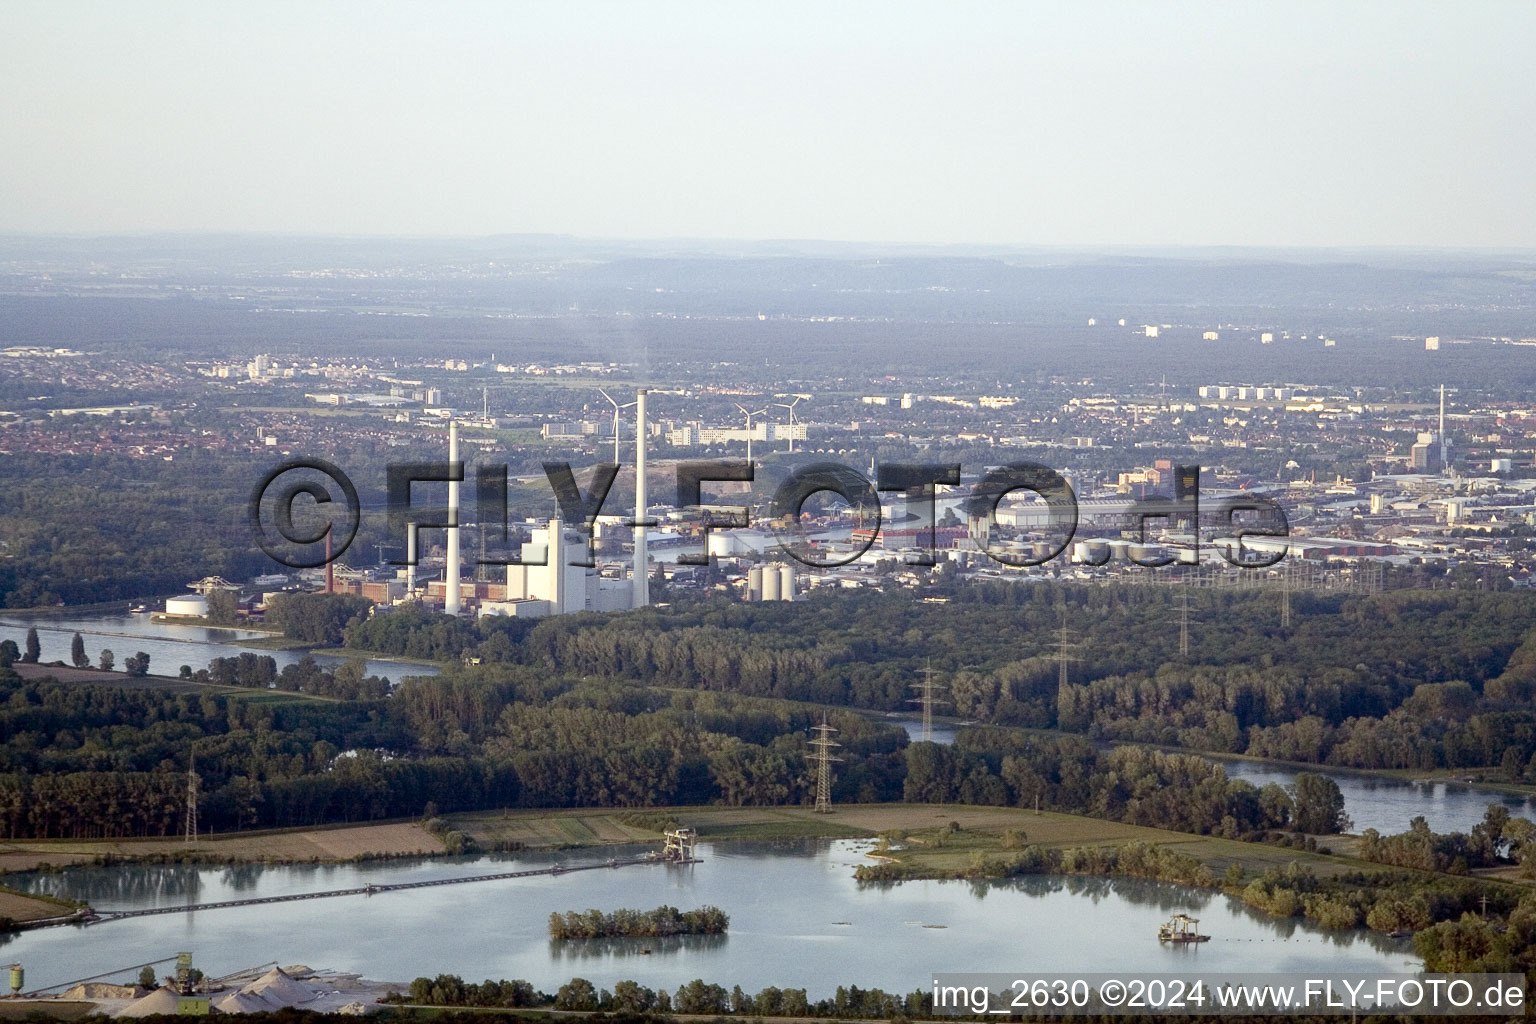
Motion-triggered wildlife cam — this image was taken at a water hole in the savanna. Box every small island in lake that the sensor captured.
[548,905,730,939]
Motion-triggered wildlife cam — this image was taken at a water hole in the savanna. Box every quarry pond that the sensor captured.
[4,840,1415,998]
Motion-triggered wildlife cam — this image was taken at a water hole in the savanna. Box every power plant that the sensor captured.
[429,388,653,618]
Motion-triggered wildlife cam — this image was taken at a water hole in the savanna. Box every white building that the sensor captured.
[489,519,635,618]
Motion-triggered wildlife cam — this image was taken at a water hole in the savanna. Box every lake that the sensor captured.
[1,840,1415,999]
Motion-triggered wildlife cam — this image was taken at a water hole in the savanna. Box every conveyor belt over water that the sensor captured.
[82,855,698,925]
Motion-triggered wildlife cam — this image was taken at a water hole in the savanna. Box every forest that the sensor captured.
[0,659,1358,844]
[343,584,1536,774]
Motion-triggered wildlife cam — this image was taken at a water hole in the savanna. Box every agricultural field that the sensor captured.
[0,822,441,872]
[0,887,77,924]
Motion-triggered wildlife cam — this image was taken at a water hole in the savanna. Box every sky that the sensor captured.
[3,1,1534,248]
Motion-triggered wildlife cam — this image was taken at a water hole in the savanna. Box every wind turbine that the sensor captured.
[773,396,804,453]
[598,388,637,465]
[735,403,768,462]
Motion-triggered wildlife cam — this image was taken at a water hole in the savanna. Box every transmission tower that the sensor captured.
[1051,605,1084,689]
[1280,562,1293,629]
[1171,591,1194,657]
[184,751,199,844]
[807,718,843,814]
[908,660,949,742]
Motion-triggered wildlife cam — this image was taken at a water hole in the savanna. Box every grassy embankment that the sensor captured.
[0,885,82,925]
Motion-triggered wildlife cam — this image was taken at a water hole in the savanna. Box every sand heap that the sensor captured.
[116,987,183,1017]
[213,967,324,1014]
[63,984,143,1000]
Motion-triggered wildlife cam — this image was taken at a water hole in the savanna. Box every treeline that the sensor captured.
[904,729,1349,837]
[0,754,519,839]
[194,652,393,700]
[855,839,1216,888]
[396,973,928,1019]
[547,905,728,939]
[1358,806,1536,874]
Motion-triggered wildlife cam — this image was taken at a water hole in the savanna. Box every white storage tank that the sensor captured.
[1072,540,1109,563]
[778,565,796,601]
[164,595,208,617]
[707,531,744,558]
[761,567,782,601]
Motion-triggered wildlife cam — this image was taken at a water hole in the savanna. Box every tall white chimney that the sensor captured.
[1439,384,1447,471]
[633,388,649,609]
[547,518,564,615]
[445,420,461,615]
[406,522,417,595]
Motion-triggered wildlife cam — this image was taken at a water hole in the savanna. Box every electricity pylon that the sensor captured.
[807,718,843,813]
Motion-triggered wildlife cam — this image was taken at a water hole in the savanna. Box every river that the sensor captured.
[878,713,1533,837]
[1,840,1415,998]
[0,611,438,683]
[1216,759,1536,837]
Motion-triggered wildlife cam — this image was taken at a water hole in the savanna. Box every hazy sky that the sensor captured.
[3,1,1534,247]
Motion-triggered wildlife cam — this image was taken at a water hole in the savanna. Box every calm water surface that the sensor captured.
[2,841,1414,997]
[896,716,1535,837]
[1217,759,1536,836]
[0,612,437,682]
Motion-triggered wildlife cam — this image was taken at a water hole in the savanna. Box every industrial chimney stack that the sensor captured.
[633,389,650,609]
[445,420,461,615]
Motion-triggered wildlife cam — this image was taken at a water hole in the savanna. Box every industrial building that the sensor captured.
[480,518,635,617]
